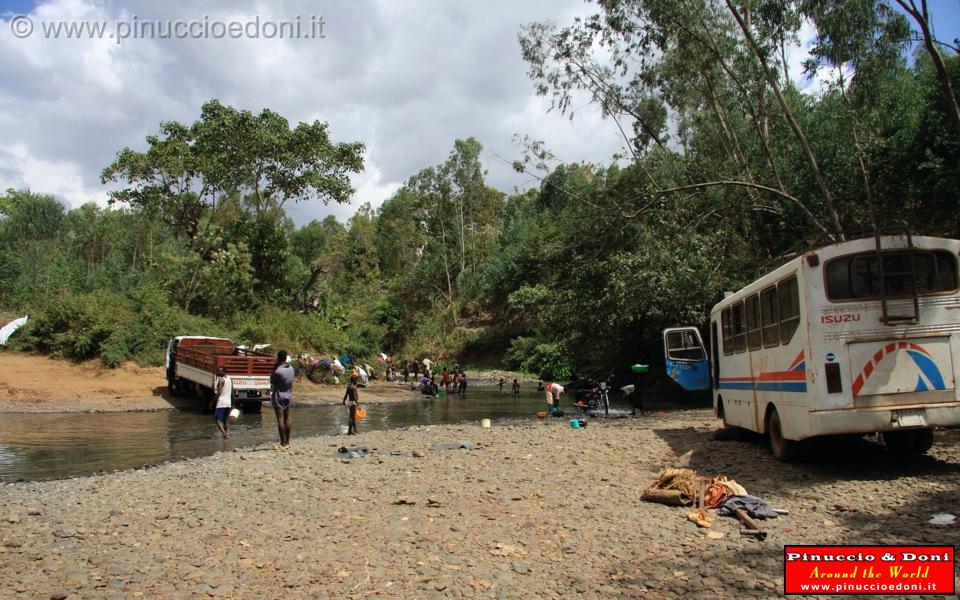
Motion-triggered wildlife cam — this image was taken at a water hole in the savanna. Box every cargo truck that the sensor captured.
[165,336,275,412]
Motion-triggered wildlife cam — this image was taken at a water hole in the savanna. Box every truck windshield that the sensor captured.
[826,250,958,300]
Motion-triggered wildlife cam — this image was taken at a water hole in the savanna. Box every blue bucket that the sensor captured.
[569,419,580,429]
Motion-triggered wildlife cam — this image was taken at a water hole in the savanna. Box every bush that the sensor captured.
[12,287,223,367]
[503,336,572,380]
[228,305,351,356]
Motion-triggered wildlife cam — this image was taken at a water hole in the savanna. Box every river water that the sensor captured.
[0,387,630,482]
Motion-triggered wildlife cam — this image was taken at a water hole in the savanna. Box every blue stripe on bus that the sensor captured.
[907,350,946,391]
[717,382,754,390]
[756,382,807,393]
[718,382,807,393]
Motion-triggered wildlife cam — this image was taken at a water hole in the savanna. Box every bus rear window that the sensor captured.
[826,250,958,300]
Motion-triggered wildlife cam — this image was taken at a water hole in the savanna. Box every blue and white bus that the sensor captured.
[665,231,960,460]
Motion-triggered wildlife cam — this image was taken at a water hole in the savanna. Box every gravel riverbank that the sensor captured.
[1,409,958,598]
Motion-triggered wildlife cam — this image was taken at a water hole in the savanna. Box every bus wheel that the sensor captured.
[883,429,934,455]
[768,408,801,462]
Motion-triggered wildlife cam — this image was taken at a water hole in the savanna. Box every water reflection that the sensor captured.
[0,388,619,481]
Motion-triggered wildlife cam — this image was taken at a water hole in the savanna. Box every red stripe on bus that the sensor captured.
[756,371,807,382]
[852,374,864,396]
[864,361,874,378]
[886,343,896,354]
[787,351,805,370]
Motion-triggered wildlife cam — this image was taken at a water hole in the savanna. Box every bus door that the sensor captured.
[663,327,711,391]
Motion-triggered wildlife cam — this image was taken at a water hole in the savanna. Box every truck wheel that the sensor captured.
[168,377,188,398]
[883,429,934,455]
[768,407,801,462]
[240,400,262,413]
[199,388,214,412]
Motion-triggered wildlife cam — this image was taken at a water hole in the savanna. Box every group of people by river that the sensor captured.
[213,349,361,445]
[212,349,580,445]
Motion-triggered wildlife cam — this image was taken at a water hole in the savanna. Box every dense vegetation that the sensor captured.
[1,1,957,378]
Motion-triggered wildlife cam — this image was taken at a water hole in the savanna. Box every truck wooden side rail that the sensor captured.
[176,345,276,376]
[166,336,276,412]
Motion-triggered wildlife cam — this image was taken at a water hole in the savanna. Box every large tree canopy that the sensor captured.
[101,99,365,242]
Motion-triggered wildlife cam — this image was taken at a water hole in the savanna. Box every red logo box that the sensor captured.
[784,545,955,595]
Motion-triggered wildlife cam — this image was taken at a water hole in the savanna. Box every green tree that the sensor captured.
[101,99,366,243]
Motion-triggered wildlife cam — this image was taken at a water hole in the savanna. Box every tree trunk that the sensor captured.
[725,0,844,238]
[299,263,328,311]
[437,208,458,325]
[894,0,960,139]
[837,69,877,220]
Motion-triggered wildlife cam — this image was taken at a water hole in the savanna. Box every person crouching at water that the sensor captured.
[212,367,232,439]
[544,382,564,411]
[271,350,295,447]
[343,374,360,435]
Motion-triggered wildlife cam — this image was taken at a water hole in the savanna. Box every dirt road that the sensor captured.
[1,409,957,598]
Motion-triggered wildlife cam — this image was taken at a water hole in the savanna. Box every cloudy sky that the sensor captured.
[1,0,957,225]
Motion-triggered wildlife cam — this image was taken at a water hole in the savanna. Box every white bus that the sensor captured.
[664,230,960,461]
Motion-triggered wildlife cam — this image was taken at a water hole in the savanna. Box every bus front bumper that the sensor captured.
[809,402,960,437]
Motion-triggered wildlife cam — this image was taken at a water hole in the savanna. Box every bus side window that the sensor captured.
[746,294,761,350]
[778,276,800,344]
[760,285,779,348]
[721,308,733,355]
[937,252,959,290]
[732,301,746,353]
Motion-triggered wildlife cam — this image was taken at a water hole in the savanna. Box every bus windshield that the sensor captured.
[826,250,958,301]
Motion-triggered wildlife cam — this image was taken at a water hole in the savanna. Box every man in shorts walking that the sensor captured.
[212,366,232,439]
[271,350,296,447]
[343,374,361,435]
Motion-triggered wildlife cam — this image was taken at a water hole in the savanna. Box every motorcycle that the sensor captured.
[575,379,614,414]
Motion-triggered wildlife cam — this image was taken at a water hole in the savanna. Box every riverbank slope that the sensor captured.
[0,352,423,413]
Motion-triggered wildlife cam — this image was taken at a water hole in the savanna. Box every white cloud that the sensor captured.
[287,158,402,225]
[784,18,853,97]
[0,143,107,205]
[1,0,619,224]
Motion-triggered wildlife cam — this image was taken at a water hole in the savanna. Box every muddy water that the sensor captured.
[0,388,628,481]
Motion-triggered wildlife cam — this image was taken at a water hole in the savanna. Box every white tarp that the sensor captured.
[0,316,27,346]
